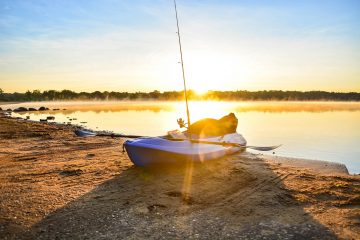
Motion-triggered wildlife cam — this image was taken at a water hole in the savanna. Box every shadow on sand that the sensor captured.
[25,154,337,239]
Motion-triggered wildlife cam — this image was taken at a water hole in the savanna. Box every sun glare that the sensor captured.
[193,87,208,96]
[175,101,233,124]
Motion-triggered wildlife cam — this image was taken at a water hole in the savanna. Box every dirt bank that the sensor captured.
[0,115,359,239]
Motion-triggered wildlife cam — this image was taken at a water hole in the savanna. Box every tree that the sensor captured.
[90,91,105,100]
[0,88,3,101]
[32,90,42,101]
[149,90,161,99]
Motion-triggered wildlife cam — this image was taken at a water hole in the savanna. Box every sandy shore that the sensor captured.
[0,114,359,239]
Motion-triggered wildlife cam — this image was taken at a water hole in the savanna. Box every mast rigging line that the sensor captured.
[173,0,191,132]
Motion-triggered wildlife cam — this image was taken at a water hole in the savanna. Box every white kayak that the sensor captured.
[123,133,247,167]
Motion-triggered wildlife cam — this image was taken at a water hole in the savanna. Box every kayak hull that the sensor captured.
[124,133,246,167]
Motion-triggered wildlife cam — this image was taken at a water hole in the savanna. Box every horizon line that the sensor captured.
[2,89,360,94]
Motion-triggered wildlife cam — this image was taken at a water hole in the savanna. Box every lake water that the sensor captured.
[2,101,360,174]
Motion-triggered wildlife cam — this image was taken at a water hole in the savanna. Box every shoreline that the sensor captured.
[259,154,350,175]
[0,113,359,239]
[2,109,355,175]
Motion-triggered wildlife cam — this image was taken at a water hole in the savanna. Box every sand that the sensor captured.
[0,113,359,239]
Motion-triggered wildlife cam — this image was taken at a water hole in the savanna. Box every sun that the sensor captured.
[193,87,209,96]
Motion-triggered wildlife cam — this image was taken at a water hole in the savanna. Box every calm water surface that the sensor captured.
[2,101,360,174]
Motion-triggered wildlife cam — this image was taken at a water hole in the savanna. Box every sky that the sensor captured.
[0,0,359,93]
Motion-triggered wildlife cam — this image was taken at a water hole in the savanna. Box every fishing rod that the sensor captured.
[173,0,191,132]
[74,129,281,151]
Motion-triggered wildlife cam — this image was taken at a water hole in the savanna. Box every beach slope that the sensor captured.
[0,115,359,239]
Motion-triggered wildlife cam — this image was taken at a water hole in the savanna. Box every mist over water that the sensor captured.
[3,101,360,174]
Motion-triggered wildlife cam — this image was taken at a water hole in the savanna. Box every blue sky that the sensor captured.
[0,0,359,92]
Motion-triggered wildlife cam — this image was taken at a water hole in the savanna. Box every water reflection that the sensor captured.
[2,101,360,173]
[2,101,360,113]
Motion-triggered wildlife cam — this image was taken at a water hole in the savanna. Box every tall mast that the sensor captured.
[173,0,191,130]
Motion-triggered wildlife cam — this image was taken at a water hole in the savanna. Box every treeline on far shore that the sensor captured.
[0,89,360,101]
